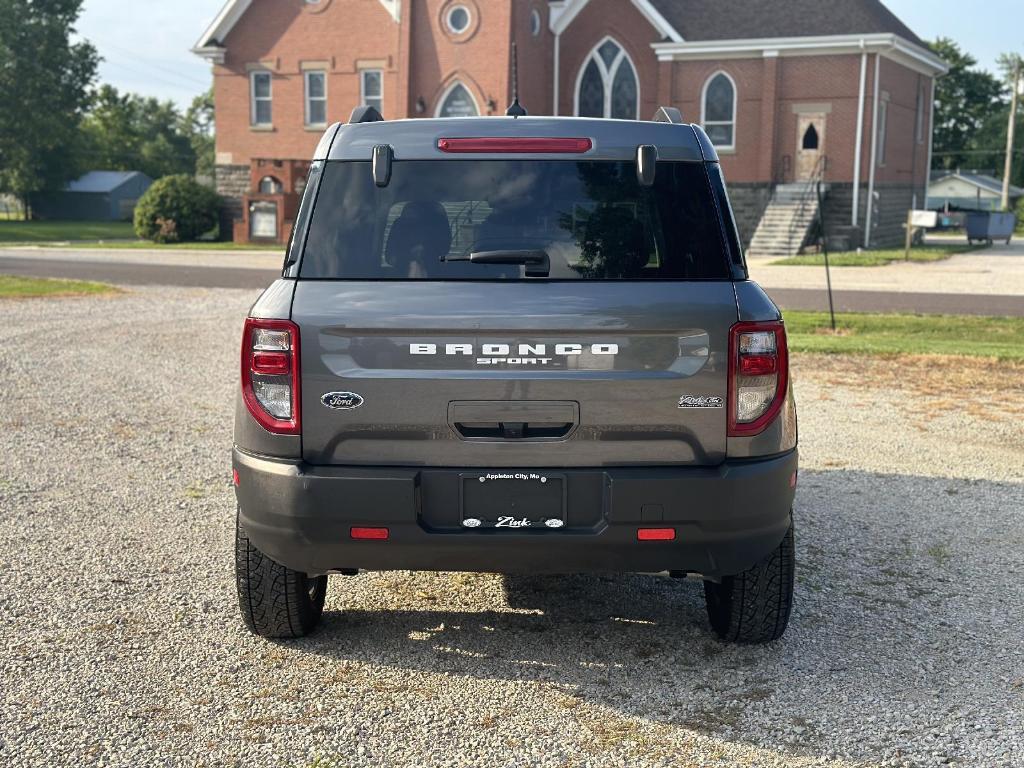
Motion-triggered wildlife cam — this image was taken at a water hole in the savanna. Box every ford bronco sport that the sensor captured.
[233,106,798,644]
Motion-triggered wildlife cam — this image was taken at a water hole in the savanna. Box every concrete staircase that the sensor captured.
[747,182,827,259]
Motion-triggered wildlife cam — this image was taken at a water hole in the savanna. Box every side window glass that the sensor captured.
[284,161,323,273]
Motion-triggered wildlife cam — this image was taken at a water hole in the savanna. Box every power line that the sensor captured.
[1,44,204,103]
[74,148,199,161]
[101,59,207,96]
[932,149,1024,156]
[99,41,210,88]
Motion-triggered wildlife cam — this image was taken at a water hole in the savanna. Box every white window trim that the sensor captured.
[360,68,384,110]
[445,4,471,34]
[304,70,327,127]
[434,80,480,117]
[250,70,273,127]
[572,36,641,120]
[700,70,737,151]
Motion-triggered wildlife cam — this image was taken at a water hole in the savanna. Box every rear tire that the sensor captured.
[703,519,795,644]
[235,513,327,638]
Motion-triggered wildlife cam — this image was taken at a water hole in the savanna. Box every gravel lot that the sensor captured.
[1,286,1022,768]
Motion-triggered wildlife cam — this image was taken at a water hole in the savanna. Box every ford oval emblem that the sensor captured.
[321,391,364,410]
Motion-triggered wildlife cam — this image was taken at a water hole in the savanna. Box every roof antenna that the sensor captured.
[506,41,528,117]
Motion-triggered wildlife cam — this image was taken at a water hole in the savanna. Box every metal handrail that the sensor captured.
[816,175,836,331]
[773,154,792,186]
[779,155,827,254]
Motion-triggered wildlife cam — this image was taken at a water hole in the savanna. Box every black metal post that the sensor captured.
[816,179,836,332]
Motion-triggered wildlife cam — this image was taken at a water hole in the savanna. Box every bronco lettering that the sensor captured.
[410,343,619,356]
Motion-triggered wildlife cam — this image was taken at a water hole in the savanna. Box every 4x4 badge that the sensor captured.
[321,392,364,410]
[678,395,724,409]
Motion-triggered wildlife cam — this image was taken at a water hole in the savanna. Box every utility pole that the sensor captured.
[1001,61,1021,211]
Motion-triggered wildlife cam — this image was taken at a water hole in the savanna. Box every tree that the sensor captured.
[182,88,215,180]
[945,52,1024,189]
[79,85,197,180]
[0,0,98,218]
[928,38,1007,172]
[133,174,219,242]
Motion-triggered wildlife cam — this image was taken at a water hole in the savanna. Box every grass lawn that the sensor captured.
[771,244,981,267]
[59,240,284,251]
[785,310,1024,361]
[0,220,282,250]
[0,275,119,298]
[0,220,136,243]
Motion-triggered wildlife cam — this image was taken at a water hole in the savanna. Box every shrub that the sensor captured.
[1015,196,1024,233]
[134,175,219,243]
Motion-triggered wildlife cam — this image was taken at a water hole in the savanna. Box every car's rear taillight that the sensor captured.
[728,321,788,437]
[241,318,300,435]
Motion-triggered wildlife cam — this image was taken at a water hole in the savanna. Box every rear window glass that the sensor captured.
[300,160,729,280]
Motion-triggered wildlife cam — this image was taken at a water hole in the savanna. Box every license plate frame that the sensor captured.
[459,471,567,529]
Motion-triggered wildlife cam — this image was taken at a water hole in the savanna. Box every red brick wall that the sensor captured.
[668,58,768,182]
[669,54,867,183]
[207,0,935,247]
[775,54,865,183]
[407,0,513,118]
[665,52,931,190]
[512,0,554,115]
[876,56,931,195]
[214,0,402,165]
[556,0,660,119]
[213,3,933,192]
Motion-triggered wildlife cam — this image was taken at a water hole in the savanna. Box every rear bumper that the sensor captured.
[233,449,797,578]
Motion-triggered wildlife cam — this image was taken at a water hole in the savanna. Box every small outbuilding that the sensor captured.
[31,171,153,221]
[927,170,1024,212]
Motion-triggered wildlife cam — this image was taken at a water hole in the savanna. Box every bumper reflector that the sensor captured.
[351,527,390,541]
[232,469,240,487]
[637,528,676,541]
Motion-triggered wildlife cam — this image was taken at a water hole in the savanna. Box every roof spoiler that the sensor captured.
[349,105,385,124]
[652,106,684,124]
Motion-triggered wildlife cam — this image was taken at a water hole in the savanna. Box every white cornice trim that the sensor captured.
[549,0,683,42]
[890,35,947,75]
[631,0,683,43]
[192,0,401,60]
[378,0,400,22]
[549,0,589,35]
[653,33,947,76]
[193,44,227,64]
[192,0,251,57]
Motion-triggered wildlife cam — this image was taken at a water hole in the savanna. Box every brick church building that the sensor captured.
[193,0,945,251]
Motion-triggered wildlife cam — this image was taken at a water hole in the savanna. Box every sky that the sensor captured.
[75,0,1024,108]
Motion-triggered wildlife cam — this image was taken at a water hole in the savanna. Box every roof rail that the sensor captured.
[349,105,385,124]
[652,106,684,124]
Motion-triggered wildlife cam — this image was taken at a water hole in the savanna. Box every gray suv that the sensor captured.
[233,107,798,644]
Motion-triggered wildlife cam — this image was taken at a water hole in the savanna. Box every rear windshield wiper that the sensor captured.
[466,250,550,277]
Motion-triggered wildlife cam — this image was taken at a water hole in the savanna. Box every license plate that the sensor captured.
[460,472,566,529]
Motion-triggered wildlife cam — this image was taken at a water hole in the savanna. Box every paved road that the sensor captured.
[2,254,1023,316]
[766,287,1024,316]
[0,255,278,290]
[749,239,1024,299]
